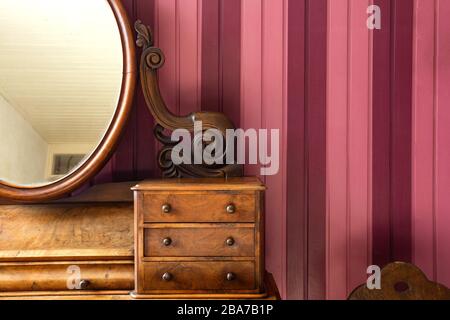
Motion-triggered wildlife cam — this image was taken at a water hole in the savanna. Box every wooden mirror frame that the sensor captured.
[0,0,136,203]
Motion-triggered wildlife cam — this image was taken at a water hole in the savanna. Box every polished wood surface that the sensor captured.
[0,0,137,202]
[0,272,279,300]
[0,182,134,294]
[144,224,255,257]
[349,262,450,300]
[0,261,133,292]
[142,261,255,292]
[133,177,266,298]
[0,203,133,262]
[133,177,265,191]
[141,192,256,223]
[0,178,280,300]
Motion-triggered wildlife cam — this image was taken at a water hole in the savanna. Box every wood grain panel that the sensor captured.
[141,192,256,223]
[144,225,255,257]
[0,203,133,261]
[0,261,133,292]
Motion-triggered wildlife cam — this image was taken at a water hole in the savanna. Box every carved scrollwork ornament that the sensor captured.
[135,21,243,178]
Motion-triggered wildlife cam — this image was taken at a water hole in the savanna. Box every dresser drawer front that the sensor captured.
[140,192,256,223]
[144,225,255,257]
[0,262,134,292]
[142,261,255,291]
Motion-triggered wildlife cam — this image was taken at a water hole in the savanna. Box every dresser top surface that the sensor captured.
[132,177,265,191]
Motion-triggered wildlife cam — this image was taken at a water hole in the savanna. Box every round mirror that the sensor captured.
[0,0,136,201]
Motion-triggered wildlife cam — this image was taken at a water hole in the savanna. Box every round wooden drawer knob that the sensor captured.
[162,237,172,246]
[226,237,235,246]
[226,204,236,214]
[226,273,236,281]
[162,272,173,281]
[162,204,171,213]
[79,279,90,290]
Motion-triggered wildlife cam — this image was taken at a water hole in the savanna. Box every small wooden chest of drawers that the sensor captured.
[131,177,267,299]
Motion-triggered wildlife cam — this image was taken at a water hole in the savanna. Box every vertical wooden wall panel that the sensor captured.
[240,0,262,178]
[414,0,450,287]
[326,0,373,299]
[262,0,288,299]
[326,0,350,299]
[220,0,242,126]
[347,0,373,293]
[241,0,288,298]
[412,0,436,281]
[372,0,392,267]
[435,0,450,287]
[286,0,306,300]
[155,0,178,114]
[156,0,203,115]
[372,0,414,267]
[178,0,202,114]
[201,0,241,124]
[391,0,413,263]
[201,0,221,112]
[305,0,328,300]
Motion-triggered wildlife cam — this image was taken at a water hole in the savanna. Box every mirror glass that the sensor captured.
[0,0,123,186]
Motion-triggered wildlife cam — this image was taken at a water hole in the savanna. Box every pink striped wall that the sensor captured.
[155,0,202,115]
[303,0,328,300]
[76,0,450,299]
[372,0,414,266]
[104,0,373,300]
[326,0,373,299]
[286,0,307,300]
[240,0,288,297]
[412,0,450,286]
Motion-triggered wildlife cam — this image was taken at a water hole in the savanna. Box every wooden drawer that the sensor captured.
[140,192,256,223]
[0,261,134,292]
[144,224,255,257]
[142,261,256,291]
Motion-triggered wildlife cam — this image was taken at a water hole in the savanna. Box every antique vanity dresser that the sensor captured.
[0,0,278,299]
[132,178,267,299]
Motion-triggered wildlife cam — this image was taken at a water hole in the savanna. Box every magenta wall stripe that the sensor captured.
[413,0,450,286]
[286,0,307,300]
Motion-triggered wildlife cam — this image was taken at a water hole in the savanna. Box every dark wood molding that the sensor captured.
[0,0,137,202]
[135,21,243,178]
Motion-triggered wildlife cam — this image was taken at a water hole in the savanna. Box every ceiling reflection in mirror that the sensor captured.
[0,0,123,187]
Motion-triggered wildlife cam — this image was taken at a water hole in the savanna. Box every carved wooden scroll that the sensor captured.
[135,21,243,178]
